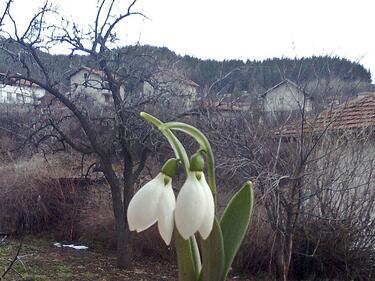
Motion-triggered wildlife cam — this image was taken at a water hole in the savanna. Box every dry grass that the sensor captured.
[1,155,374,280]
[0,155,82,235]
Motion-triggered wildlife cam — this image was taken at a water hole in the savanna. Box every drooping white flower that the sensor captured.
[175,172,215,240]
[127,173,175,245]
[197,173,215,239]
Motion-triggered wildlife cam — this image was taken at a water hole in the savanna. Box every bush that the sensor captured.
[292,219,375,280]
[0,156,85,236]
[232,213,273,277]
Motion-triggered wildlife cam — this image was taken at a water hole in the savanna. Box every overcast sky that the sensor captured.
[4,0,375,79]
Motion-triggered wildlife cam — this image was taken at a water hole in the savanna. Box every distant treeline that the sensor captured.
[136,45,371,93]
[0,41,371,95]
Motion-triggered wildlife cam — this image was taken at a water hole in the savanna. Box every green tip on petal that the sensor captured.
[161,158,180,177]
[190,152,205,172]
[164,175,171,186]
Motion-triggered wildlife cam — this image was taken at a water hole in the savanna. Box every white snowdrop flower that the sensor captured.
[175,171,214,240]
[197,173,215,239]
[127,173,175,245]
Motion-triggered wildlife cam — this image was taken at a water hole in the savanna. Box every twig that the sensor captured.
[1,238,23,280]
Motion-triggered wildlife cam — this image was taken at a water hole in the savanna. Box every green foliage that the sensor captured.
[199,218,225,281]
[175,232,198,281]
[220,181,254,278]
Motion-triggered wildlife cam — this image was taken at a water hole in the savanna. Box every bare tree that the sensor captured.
[0,0,188,269]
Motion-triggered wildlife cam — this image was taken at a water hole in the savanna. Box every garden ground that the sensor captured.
[0,236,254,281]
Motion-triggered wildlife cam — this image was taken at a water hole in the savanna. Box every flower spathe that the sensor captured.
[127,173,175,245]
[175,172,215,240]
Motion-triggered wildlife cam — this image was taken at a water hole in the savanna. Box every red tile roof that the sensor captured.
[0,73,41,88]
[200,100,249,111]
[156,68,200,88]
[279,94,375,137]
[67,66,105,79]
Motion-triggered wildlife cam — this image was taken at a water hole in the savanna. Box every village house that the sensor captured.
[0,75,45,105]
[143,69,199,111]
[260,79,313,113]
[200,79,312,118]
[279,92,375,215]
[280,91,375,137]
[67,66,125,105]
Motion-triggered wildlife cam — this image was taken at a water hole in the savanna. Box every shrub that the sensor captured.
[292,219,375,280]
[0,156,83,236]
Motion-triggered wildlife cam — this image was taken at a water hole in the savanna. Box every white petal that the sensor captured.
[198,174,215,239]
[127,173,164,232]
[175,172,206,239]
[157,182,176,245]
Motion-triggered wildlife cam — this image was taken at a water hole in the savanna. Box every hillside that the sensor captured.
[0,42,371,99]
[135,46,372,98]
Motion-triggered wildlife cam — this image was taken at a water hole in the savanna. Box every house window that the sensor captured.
[7,92,12,102]
[16,93,23,103]
[83,73,88,88]
[104,94,110,103]
[279,96,284,104]
[32,94,37,104]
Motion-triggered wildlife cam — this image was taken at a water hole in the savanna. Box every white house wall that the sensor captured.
[70,69,124,104]
[143,80,198,110]
[264,83,312,113]
[0,84,45,104]
[306,134,375,219]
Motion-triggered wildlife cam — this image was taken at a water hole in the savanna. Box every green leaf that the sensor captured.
[220,181,254,279]
[176,232,198,281]
[199,218,225,281]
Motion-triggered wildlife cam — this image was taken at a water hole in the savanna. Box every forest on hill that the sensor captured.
[0,41,372,97]
[124,45,371,89]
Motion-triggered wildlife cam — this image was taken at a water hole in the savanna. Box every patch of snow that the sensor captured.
[53,242,88,250]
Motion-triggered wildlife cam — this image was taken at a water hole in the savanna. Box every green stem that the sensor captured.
[162,122,217,196]
[190,236,202,274]
[176,232,198,281]
[140,112,190,173]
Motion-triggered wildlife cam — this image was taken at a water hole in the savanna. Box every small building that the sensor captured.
[260,79,313,113]
[0,75,45,105]
[279,93,375,137]
[68,66,124,105]
[276,93,375,224]
[143,69,199,111]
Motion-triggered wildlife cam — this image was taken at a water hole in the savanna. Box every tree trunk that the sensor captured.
[274,231,287,281]
[122,163,135,268]
[100,157,131,269]
[274,230,293,281]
